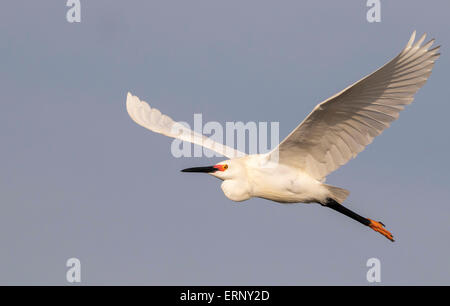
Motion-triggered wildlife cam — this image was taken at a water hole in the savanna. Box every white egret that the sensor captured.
[127,32,440,241]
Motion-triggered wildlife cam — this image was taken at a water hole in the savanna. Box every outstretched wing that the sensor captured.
[270,31,440,180]
[126,93,245,159]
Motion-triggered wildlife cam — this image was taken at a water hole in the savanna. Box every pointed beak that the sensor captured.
[181,166,218,173]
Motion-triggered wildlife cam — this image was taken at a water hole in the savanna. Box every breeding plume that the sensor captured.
[127,32,440,241]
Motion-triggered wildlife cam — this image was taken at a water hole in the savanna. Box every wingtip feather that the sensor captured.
[413,33,427,48]
[406,30,416,48]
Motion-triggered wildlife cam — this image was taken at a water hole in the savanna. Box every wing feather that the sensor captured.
[270,32,440,180]
[126,93,245,159]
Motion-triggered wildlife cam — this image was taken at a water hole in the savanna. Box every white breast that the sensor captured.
[221,179,251,202]
[245,155,328,203]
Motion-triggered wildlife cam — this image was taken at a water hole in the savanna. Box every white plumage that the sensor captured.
[126,32,440,241]
[126,93,245,159]
[273,31,440,181]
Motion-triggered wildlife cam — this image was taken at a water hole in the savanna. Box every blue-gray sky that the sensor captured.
[1,1,449,285]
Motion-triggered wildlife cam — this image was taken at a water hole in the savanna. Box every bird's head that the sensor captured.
[182,158,251,201]
[181,159,243,180]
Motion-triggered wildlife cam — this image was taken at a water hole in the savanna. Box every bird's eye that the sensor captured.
[213,164,228,171]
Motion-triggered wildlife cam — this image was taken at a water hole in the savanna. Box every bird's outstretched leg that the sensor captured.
[323,198,394,242]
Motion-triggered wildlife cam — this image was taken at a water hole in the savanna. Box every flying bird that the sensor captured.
[127,31,440,242]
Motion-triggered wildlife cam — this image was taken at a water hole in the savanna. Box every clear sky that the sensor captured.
[1,1,449,285]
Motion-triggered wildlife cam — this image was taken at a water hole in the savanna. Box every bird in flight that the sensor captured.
[127,31,439,242]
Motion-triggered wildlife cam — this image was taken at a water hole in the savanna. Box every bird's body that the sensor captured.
[126,31,440,241]
[216,155,330,204]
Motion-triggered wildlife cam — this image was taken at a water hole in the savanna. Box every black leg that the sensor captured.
[325,198,371,226]
[323,198,394,242]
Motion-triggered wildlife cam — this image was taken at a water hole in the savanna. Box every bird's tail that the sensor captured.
[324,184,350,204]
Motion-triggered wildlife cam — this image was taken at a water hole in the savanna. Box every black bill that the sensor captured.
[181,166,217,173]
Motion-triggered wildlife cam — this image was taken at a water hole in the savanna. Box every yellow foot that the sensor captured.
[368,219,394,242]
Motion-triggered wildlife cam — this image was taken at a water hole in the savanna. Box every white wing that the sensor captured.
[271,31,440,180]
[126,92,245,159]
